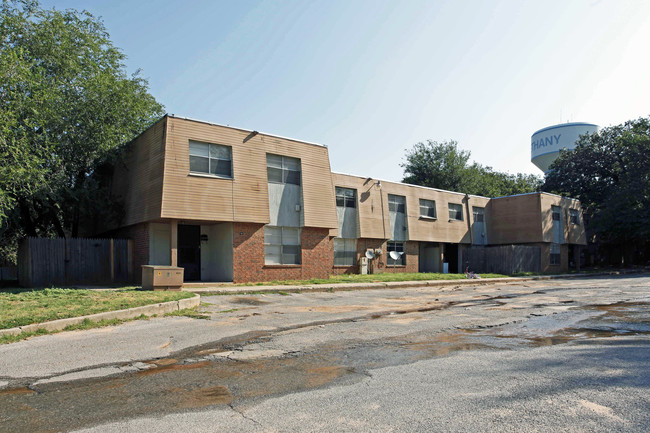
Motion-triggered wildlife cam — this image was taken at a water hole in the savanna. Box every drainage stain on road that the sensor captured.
[1,301,648,432]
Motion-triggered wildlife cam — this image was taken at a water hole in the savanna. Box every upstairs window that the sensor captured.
[267,154,301,185]
[336,187,356,208]
[419,199,437,219]
[552,206,561,221]
[189,141,232,178]
[473,207,485,222]
[448,203,463,221]
[569,209,580,225]
[388,195,406,213]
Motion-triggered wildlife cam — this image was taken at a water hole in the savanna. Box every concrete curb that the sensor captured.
[0,294,201,338]
[184,271,646,295]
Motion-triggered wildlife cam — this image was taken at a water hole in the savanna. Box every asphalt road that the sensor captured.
[1,274,648,432]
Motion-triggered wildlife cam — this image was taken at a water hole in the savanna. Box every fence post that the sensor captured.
[127,239,134,282]
[110,238,115,283]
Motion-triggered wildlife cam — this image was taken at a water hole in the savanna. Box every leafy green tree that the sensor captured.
[0,0,164,256]
[402,140,470,192]
[401,140,542,197]
[543,117,650,264]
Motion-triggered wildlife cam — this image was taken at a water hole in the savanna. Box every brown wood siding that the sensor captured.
[539,194,587,245]
[111,118,166,227]
[161,117,337,228]
[488,194,543,244]
[331,174,389,239]
[331,174,487,243]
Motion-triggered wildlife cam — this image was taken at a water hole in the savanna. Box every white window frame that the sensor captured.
[189,140,232,179]
[387,241,406,266]
[333,238,356,266]
[419,199,437,219]
[569,209,580,225]
[267,154,301,186]
[448,203,463,221]
[336,187,356,209]
[264,226,301,265]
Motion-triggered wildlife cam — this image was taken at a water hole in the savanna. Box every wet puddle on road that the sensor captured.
[458,301,650,349]
[1,301,648,432]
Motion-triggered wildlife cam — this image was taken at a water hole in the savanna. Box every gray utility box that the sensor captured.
[141,265,184,291]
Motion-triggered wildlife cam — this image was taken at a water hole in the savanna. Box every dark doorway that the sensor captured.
[178,224,201,281]
[443,243,459,273]
[419,242,440,273]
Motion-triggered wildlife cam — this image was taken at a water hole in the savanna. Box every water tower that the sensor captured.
[531,122,599,173]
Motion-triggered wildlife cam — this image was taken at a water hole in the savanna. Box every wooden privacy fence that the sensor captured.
[464,245,541,275]
[18,237,133,287]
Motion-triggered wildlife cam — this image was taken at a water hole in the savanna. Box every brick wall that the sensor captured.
[300,227,332,279]
[232,223,334,283]
[347,239,419,275]
[383,240,419,274]
[232,222,267,283]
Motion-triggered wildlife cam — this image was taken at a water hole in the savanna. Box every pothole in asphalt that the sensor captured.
[231,297,271,306]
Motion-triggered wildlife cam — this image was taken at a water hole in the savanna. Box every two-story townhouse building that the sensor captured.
[488,192,586,271]
[329,173,491,275]
[108,115,586,284]
[110,115,338,284]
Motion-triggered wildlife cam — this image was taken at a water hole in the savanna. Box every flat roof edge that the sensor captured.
[167,114,328,148]
[331,171,490,199]
[491,191,579,201]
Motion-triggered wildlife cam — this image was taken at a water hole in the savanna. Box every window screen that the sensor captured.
[550,243,561,265]
[387,241,405,266]
[569,209,580,224]
[448,203,463,221]
[419,199,436,218]
[189,141,232,178]
[336,187,356,208]
[388,195,406,213]
[267,154,301,185]
[333,238,356,266]
[264,226,301,265]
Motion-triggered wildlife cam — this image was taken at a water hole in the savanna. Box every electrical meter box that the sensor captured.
[141,265,184,291]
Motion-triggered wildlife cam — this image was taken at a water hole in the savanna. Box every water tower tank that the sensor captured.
[531,122,599,173]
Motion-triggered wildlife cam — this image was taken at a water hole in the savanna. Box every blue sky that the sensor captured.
[41,0,650,181]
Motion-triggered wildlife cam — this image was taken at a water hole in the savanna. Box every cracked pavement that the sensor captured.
[0,274,649,432]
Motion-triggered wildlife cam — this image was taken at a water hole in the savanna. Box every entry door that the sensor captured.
[419,243,440,273]
[472,207,487,245]
[178,225,201,281]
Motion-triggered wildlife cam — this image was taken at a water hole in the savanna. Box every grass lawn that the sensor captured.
[0,288,194,330]
[244,272,508,286]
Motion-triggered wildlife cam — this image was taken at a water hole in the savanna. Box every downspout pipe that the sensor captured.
[464,194,473,245]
